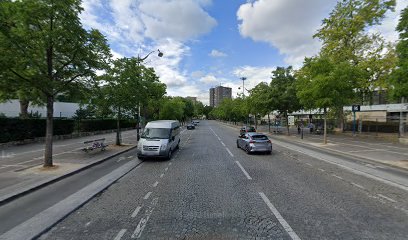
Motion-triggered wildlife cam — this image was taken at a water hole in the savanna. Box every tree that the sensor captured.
[0,0,111,166]
[269,67,301,135]
[98,57,164,145]
[247,82,272,130]
[160,97,185,121]
[390,6,408,137]
[296,57,356,143]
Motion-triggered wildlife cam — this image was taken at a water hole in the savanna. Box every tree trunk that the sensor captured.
[400,97,405,138]
[116,107,121,146]
[44,95,54,167]
[323,108,327,145]
[19,99,29,119]
[268,113,271,133]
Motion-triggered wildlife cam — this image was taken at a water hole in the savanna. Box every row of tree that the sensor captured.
[211,0,408,144]
[0,0,204,167]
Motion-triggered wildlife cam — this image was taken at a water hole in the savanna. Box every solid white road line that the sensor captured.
[143,192,152,200]
[114,229,127,240]
[226,148,234,157]
[351,182,365,190]
[220,141,226,147]
[131,206,142,218]
[153,181,159,187]
[259,192,301,240]
[332,174,343,180]
[131,198,158,239]
[235,161,252,180]
[377,194,397,203]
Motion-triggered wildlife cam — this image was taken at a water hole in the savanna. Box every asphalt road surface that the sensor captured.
[34,120,408,239]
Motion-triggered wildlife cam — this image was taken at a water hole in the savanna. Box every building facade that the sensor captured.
[209,86,232,107]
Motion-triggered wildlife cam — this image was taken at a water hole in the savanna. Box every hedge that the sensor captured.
[0,118,75,143]
[0,118,136,143]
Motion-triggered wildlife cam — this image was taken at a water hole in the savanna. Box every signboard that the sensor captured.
[352,105,361,112]
[288,116,295,126]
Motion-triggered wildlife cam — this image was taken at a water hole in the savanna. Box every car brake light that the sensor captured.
[249,140,255,143]
[267,140,271,143]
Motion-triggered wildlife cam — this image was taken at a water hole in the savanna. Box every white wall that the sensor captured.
[0,100,81,118]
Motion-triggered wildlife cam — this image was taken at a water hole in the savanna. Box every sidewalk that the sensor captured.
[223,122,408,170]
[0,130,138,205]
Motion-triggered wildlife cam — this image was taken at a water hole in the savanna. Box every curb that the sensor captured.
[269,135,408,172]
[0,145,137,206]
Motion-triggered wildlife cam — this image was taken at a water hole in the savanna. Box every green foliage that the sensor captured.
[159,97,185,121]
[269,66,301,115]
[296,57,356,110]
[314,0,396,100]
[390,6,408,100]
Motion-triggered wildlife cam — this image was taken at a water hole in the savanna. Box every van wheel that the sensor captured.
[166,149,172,160]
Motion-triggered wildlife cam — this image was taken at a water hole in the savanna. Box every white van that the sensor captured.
[137,120,181,160]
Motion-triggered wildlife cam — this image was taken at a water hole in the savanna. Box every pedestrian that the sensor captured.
[297,124,301,134]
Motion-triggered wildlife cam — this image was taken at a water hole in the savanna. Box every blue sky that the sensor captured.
[80,0,407,105]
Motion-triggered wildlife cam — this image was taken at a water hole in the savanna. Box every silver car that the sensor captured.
[236,132,272,154]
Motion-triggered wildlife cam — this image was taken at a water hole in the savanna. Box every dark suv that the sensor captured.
[240,126,256,136]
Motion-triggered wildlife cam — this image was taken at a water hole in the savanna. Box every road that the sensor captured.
[5,120,408,239]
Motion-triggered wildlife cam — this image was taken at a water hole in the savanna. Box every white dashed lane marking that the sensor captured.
[153,181,159,188]
[131,206,142,218]
[160,173,164,178]
[235,161,252,180]
[259,192,301,240]
[226,148,234,157]
[165,167,168,172]
[143,192,152,200]
[332,174,343,180]
[113,229,127,240]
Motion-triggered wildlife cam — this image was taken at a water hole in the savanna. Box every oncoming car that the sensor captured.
[237,132,272,154]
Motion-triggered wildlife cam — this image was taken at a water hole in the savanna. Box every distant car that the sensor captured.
[237,132,272,154]
[187,123,195,130]
[239,126,256,135]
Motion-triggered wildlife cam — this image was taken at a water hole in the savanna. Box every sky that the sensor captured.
[80,0,407,105]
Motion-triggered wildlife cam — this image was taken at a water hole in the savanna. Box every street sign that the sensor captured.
[288,116,295,126]
[352,105,360,112]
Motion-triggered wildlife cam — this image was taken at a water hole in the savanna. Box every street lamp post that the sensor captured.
[136,49,163,141]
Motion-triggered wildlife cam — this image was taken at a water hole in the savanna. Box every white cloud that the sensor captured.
[370,0,408,43]
[139,0,217,41]
[146,39,190,88]
[199,75,217,84]
[237,0,336,66]
[233,66,274,89]
[209,50,227,57]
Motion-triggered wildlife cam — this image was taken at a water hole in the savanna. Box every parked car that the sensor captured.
[187,123,195,130]
[239,126,256,135]
[137,120,181,160]
[236,132,272,154]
